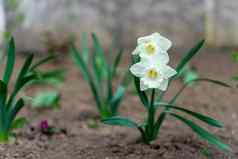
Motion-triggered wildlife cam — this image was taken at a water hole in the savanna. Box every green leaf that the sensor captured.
[102,116,139,128]
[132,55,149,108]
[175,40,205,76]
[3,37,15,85]
[170,113,231,152]
[11,117,27,130]
[16,54,34,84]
[110,86,126,114]
[70,44,102,111]
[0,80,7,104]
[92,33,107,82]
[31,91,60,108]
[30,54,55,71]
[7,74,36,110]
[0,81,7,130]
[81,32,89,64]
[156,103,224,128]
[134,76,149,108]
[231,52,238,62]
[7,98,25,130]
[153,112,166,139]
[170,78,230,104]
[112,48,123,77]
[71,44,90,81]
[31,69,66,86]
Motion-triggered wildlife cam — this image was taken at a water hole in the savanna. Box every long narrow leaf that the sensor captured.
[7,98,24,130]
[170,78,230,104]
[134,77,149,108]
[102,116,139,128]
[16,54,34,84]
[110,86,126,114]
[156,103,224,128]
[3,37,15,85]
[175,40,205,75]
[0,81,7,130]
[112,48,123,77]
[170,113,231,152]
[70,44,102,110]
[153,112,167,139]
[7,74,36,109]
[30,54,55,71]
[92,33,107,83]
[132,55,149,108]
[71,44,89,81]
[81,32,89,64]
[156,40,205,103]
[0,81,7,104]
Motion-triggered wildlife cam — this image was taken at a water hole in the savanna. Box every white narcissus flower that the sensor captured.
[130,53,177,91]
[132,32,172,59]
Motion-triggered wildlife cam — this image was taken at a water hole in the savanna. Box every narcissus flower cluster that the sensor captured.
[130,33,177,91]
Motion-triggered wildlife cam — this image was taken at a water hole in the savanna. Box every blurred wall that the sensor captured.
[4,0,238,53]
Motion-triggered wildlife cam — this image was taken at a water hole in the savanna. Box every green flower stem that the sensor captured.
[145,89,156,143]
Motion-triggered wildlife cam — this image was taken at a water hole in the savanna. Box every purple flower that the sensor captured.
[39,120,49,130]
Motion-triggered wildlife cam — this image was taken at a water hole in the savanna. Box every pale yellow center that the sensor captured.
[144,42,157,55]
[147,69,159,79]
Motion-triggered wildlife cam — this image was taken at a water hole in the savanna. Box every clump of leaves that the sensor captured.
[71,33,130,119]
[0,37,53,142]
[103,34,232,153]
[31,91,60,109]
[31,68,66,87]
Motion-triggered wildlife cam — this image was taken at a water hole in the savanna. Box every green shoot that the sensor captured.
[103,37,232,153]
[71,33,131,119]
[0,37,53,142]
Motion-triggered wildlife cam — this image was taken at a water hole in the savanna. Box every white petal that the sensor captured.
[130,62,147,77]
[132,46,139,55]
[142,76,163,89]
[153,33,172,51]
[140,79,149,91]
[153,52,169,65]
[137,34,153,45]
[161,65,177,78]
[158,79,169,91]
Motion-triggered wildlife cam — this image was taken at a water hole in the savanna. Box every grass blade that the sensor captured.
[175,40,205,75]
[134,77,149,108]
[81,32,89,64]
[92,33,107,83]
[3,37,15,85]
[110,86,126,114]
[16,54,34,84]
[102,116,139,128]
[10,117,27,130]
[0,81,7,130]
[70,44,102,111]
[170,113,231,152]
[7,98,24,130]
[156,103,224,128]
[30,54,55,71]
[112,48,123,77]
[170,78,230,104]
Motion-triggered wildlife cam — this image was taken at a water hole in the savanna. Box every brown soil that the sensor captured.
[0,49,238,159]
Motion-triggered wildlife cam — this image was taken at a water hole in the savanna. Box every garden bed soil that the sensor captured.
[0,49,238,159]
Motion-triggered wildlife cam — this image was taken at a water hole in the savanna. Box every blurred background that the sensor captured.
[0,0,238,53]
